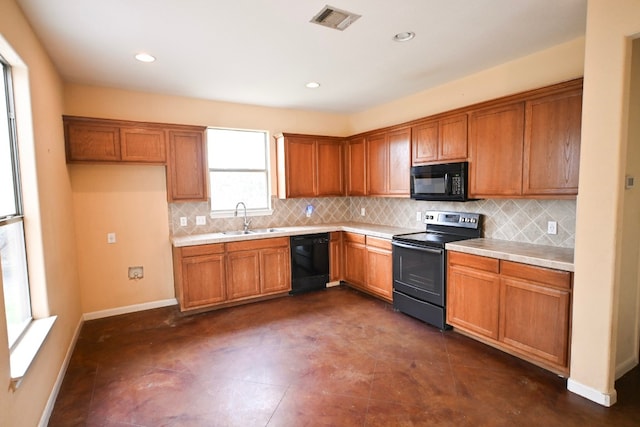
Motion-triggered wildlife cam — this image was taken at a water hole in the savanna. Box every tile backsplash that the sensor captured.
[169,196,576,248]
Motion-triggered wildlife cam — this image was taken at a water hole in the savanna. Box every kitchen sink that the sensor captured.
[221,228,283,236]
[250,228,283,234]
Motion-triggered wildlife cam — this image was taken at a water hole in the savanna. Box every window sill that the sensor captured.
[9,315,57,391]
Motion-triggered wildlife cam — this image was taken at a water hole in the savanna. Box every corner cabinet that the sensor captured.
[346,137,367,196]
[343,232,393,302]
[63,116,208,203]
[447,251,572,376]
[276,133,344,198]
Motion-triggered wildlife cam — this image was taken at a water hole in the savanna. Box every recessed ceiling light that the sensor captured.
[393,32,415,42]
[135,53,156,63]
[305,82,321,89]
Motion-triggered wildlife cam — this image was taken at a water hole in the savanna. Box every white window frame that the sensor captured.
[207,127,273,218]
[0,56,32,349]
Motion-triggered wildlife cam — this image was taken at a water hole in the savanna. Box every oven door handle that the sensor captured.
[392,241,444,255]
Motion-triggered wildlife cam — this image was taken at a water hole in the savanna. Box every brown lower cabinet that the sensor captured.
[447,251,572,375]
[173,237,290,312]
[342,232,393,302]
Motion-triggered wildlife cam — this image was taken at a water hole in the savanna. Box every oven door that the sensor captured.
[392,240,445,306]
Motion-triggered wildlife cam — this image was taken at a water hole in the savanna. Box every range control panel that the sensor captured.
[424,211,481,229]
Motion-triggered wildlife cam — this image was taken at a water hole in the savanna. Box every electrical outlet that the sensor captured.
[416,211,422,222]
[547,221,558,235]
[107,232,116,244]
[128,266,144,280]
[196,216,206,225]
[360,207,366,216]
[179,217,188,227]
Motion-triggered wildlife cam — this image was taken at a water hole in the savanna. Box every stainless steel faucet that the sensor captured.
[234,201,251,233]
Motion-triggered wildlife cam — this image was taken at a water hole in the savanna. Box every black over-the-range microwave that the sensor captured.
[410,161,473,202]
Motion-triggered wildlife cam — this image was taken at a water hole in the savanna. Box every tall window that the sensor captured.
[207,128,271,214]
[0,57,31,348]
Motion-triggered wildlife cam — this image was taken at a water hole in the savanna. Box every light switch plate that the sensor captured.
[360,208,366,216]
[195,216,206,225]
[107,232,116,244]
[179,217,188,227]
[547,221,558,235]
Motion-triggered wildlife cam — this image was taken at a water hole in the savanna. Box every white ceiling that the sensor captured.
[16,0,587,114]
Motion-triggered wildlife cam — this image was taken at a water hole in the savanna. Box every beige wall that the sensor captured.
[71,165,174,312]
[570,0,640,406]
[0,1,82,426]
[615,38,640,378]
[348,37,585,134]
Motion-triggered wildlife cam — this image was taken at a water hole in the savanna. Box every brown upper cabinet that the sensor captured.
[166,128,208,202]
[346,136,367,196]
[276,133,344,198]
[412,113,468,165]
[366,127,411,197]
[468,79,582,198]
[64,116,166,164]
[523,87,582,195]
[469,102,525,197]
[63,116,207,202]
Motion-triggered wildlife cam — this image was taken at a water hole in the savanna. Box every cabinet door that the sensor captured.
[365,245,392,301]
[499,277,570,367]
[181,254,226,308]
[447,264,501,339]
[329,232,343,282]
[120,127,166,163]
[261,246,291,294]
[285,136,317,197]
[167,129,208,202]
[346,137,367,196]
[343,236,366,287]
[387,127,411,195]
[412,121,439,165]
[439,114,468,161]
[366,133,388,196]
[523,89,582,195]
[469,103,525,197]
[226,250,261,300]
[317,139,344,196]
[65,121,121,162]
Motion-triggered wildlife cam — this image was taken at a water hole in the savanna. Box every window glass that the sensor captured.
[207,128,270,212]
[0,58,31,348]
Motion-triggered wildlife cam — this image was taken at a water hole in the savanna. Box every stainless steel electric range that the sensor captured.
[392,210,482,330]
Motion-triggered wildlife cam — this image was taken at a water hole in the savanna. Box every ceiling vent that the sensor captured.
[310,5,361,31]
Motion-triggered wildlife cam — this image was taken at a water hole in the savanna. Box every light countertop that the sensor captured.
[171,222,418,248]
[445,238,574,272]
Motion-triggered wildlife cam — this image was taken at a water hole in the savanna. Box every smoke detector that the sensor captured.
[310,5,361,31]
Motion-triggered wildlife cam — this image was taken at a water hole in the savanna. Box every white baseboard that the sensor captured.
[615,355,639,380]
[567,378,618,407]
[38,316,84,427]
[83,298,178,321]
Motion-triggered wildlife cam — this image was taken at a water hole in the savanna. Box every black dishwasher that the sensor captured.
[290,233,330,294]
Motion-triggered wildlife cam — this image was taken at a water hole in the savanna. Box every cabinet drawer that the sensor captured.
[180,243,224,257]
[501,261,571,290]
[226,236,289,252]
[344,232,366,244]
[366,236,391,251]
[448,251,499,273]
